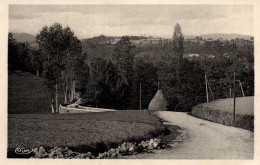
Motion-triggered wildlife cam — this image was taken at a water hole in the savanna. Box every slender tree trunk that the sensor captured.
[229,85,232,98]
[51,97,55,114]
[233,72,236,121]
[207,81,214,101]
[89,55,92,79]
[69,68,75,102]
[139,84,142,110]
[69,79,73,102]
[68,92,71,102]
[70,88,73,102]
[70,79,74,101]
[55,79,59,113]
[64,82,68,104]
[205,74,209,103]
[239,80,245,97]
[36,68,39,76]
[72,68,75,100]
[73,79,76,99]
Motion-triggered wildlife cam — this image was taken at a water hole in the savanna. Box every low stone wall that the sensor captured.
[59,104,117,114]
[191,105,254,132]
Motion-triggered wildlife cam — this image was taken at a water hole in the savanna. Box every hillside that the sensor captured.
[191,96,254,131]
[197,97,254,115]
[11,32,253,44]
[12,33,36,43]
[8,71,51,114]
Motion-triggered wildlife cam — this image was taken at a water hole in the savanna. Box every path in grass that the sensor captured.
[125,111,254,159]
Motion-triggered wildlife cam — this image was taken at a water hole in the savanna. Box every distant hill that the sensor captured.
[198,33,253,40]
[185,33,253,40]
[12,33,36,43]
[82,35,149,45]
[11,32,253,44]
[82,35,112,45]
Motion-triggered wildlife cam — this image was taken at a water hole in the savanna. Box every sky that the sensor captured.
[9,5,253,39]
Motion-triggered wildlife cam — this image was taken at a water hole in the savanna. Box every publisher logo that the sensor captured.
[15,147,32,154]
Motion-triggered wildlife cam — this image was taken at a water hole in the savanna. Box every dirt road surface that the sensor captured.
[126,111,254,159]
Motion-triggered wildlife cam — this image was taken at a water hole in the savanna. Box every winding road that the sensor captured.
[127,111,254,159]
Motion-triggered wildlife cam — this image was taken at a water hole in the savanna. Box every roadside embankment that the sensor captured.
[191,97,254,131]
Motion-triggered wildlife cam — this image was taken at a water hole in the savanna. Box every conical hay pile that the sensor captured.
[148,90,167,111]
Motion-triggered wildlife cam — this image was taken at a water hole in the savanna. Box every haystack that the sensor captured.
[148,90,167,111]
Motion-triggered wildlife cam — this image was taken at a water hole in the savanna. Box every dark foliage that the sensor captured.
[8,23,254,112]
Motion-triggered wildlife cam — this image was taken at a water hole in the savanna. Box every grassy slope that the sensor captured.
[198,96,254,115]
[8,71,168,156]
[191,97,254,131]
[8,71,63,114]
[8,111,167,155]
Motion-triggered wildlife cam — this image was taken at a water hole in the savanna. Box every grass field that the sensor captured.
[8,71,65,114]
[198,97,254,115]
[8,71,52,114]
[7,71,173,157]
[191,96,254,131]
[8,110,167,157]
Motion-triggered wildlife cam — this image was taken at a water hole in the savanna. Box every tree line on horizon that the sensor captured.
[8,23,254,112]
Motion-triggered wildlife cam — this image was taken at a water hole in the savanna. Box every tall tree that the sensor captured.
[159,23,205,111]
[8,33,17,72]
[114,36,135,109]
[26,48,42,76]
[172,23,184,61]
[133,59,158,109]
[36,23,81,113]
[96,59,119,108]
[172,23,184,104]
